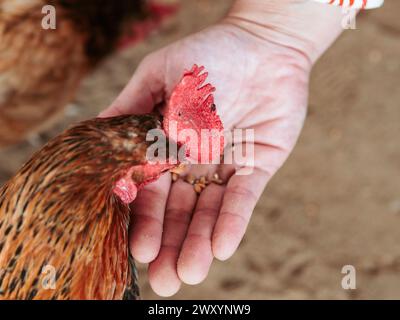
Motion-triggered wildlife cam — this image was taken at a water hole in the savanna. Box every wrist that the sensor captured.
[225,0,351,64]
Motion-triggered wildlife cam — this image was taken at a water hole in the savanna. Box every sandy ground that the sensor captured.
[1,0,399,299]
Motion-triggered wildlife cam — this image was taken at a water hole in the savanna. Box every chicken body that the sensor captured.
[0,0,145,147]
[0,114,172,299]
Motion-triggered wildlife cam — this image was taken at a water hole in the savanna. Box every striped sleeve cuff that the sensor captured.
[312,0,384,9]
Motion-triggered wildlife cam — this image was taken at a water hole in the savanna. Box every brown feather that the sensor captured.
[0,114,168,299]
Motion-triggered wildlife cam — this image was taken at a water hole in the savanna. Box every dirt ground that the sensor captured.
[1,0,399,299]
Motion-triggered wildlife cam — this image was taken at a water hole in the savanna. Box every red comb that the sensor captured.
[163,65,224,163]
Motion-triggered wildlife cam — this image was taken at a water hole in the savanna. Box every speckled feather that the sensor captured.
[0,114,168,300]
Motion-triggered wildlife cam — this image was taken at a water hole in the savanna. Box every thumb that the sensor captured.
[99,51,167,118]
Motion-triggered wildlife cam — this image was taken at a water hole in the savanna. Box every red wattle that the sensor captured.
[113,168,138,204]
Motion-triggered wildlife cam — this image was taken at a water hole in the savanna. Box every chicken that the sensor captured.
[0,0,178,147]
[0,65,224,300]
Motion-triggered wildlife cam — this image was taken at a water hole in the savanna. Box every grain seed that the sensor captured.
[194,184,203,194]
[171,173,179,182]
[185,174,196,185]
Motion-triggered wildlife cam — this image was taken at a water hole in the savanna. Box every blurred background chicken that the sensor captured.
[0,0,178,147]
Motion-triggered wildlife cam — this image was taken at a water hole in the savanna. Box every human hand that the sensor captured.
[101,0,344,297]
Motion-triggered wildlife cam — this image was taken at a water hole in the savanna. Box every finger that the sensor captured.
[212,167,270,261]
[148,179,197,297]
[99,51,167,117]
[212,135,294,261]
[129,173,171,263]
[216,164,236,181]
[177,183,225,285]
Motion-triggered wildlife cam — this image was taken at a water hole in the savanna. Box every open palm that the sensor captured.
[101,22,311,296]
